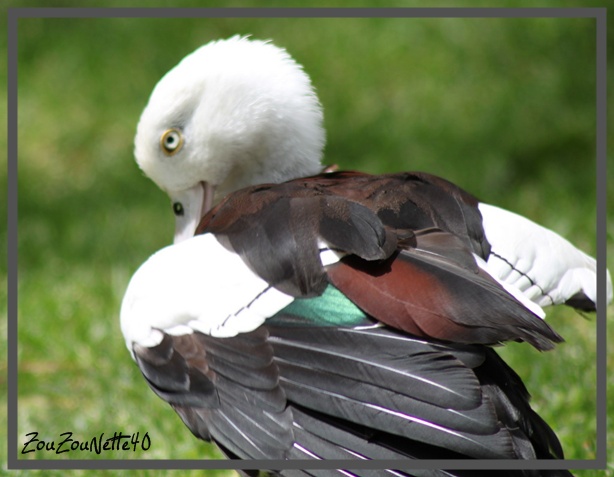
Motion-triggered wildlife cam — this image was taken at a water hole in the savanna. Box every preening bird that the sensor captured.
[122,36,610,475]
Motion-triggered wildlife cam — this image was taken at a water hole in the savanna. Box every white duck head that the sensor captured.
[134,35,325,242]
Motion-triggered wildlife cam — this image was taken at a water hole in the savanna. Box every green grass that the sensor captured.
[4,3,614,477]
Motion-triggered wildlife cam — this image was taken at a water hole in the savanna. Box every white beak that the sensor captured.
[170,182,216,243]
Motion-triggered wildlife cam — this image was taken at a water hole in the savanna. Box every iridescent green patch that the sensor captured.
[271,284,369,327]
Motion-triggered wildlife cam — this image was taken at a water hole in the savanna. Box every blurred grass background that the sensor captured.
[3,1,614,476]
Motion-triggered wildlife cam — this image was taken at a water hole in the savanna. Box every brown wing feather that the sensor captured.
[327,224,562,350]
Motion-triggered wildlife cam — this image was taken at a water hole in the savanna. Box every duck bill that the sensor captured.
[171,181,216,243]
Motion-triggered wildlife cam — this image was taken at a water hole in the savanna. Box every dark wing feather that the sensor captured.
[268,323,483,410]
[291,171,490,258]
[131,328,294,459]
[268,320,520,460]
[272,319,568,462]
[317,195,398,260]
[201,184,397,297]
[131,322,570,471]
[475,347,566,460]
[133,334,218,408]
[563,292,597,312]
[212,194,327,297]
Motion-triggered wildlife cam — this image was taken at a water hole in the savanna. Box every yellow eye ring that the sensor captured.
[160,128,184,155]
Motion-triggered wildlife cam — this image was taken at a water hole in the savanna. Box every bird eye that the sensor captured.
[160,128,184,155]
[173,202,184,216]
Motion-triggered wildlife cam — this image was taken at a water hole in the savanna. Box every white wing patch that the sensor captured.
[120,235,343,351]
[479,203,612,308]
[318,239,343,267]
[474,254,546,319]
[120,234,294,349]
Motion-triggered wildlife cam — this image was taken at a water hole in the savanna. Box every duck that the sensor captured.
[121,35,609,474]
